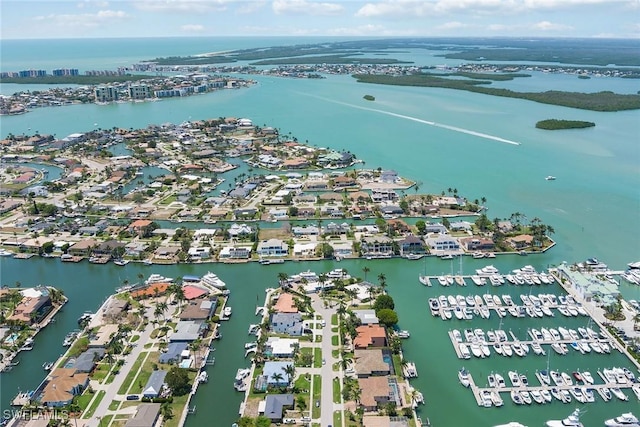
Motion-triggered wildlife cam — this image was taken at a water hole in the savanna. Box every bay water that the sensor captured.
[1,37,639,426]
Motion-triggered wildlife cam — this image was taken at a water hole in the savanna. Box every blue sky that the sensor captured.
[1,0,638,39]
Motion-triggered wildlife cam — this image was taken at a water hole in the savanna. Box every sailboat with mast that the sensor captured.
[536,351,552,387]
[418,257,431,286]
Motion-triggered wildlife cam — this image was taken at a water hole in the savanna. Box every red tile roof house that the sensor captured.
[353,325,387,350]
[40,368,89,407]
[128,219,153,237]
[357,376,391,412]
[272,292,299,314]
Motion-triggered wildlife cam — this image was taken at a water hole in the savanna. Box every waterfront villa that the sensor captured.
[272,293,299,314]
[270,313,303,336]
[399,235,426,255]
[159,342,189,364]
[354,349,391,378]
[178,298,217,321]
[142,370,167,399]
[218,246,251,259]
[425,235,460,252]
[507,234,534,250]
[257,239,288,257]
[265,337,299,358]
[357,376,391,412]
[354,325,387,350]
[261,394,294,422]
[262,361,294,387]
[124,403,161,427]
[7,293,52,324]
[360,236,394,257]
[170,320,205,342]
[40,368,89,407]
[352,309,379,325]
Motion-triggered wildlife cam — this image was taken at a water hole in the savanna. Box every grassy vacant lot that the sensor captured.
[130,353,160,394]
[117,351,147,394]
[83,390,106,418]
[313,348,322,368]
[333,377,341,403]
[312,374,322,419]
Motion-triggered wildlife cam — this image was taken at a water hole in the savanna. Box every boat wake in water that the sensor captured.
[301,93,522,146]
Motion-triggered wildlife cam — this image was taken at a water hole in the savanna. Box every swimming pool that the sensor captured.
[179,359,192,369]
[3,333,18,345]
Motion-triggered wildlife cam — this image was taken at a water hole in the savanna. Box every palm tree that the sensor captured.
[377,273,387,294]
[157,301,168,321]
[362,266,370,282]
[277,272,289,287]
[282,364,296,386]
[160,402,174,423]
[271,372,284,387]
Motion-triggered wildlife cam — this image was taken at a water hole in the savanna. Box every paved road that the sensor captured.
[312,295,343,427]
[84,304,155,427]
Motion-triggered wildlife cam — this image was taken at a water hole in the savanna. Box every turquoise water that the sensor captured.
[0,37,639,426]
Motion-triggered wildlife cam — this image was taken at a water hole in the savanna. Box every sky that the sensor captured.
[1,0,638,40]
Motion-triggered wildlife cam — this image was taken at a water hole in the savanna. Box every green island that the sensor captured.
[363,95,375,101]
[0,75,149,85]
[536,119,596,130]
[426,71,531,81]
[352,73,640,112]
[249,54,410,66]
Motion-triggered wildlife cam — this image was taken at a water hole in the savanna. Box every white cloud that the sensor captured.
[77,0,110,8]
[272,0,344,16]
[134,0,230,13]
[532,20,573,31]
[435,21,469,30]
[33,9,129,28]
[356,0,631,18]
[180,24,205,32]
[237,0,267,14]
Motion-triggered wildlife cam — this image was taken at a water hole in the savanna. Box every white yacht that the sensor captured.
[545,409,583,427]
[145,274,173,284]
[327,268,350,280]
[201,271,227,289]
[458,367,471,387]
[223,306,232,317]
[604,413,640,427]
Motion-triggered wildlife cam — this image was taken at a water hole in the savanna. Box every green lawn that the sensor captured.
[163,371,197,427]
[331,335,339,346]
[100,415,114,427]
[334,410,343,427]
[75,393,93,411]
[108,400,120,411]
[313,348,322,368]
[312,374,322,419]
[130,353,159,394]
[91,363,111,382]
[331,314,338,325]
[333,377,341,403]
[82,390,105,418]
[131,334,140,342]
[392,354,403,379]
[117,352,147,394]
[294,373,311,392]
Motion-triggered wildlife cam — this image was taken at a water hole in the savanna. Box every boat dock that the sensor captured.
[465,370,638,406]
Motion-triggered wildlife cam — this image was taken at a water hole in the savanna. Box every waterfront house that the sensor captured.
[425,223,447,234]
[330,241,354,258]
[103,298,130,322]
[125,241,148,258]
[159,342,188,364]
[354,349,391,378]
[218,246,251,259]
[262,394,294,422]
[93,239,126,257]
[234,208,258,220]
[270,312,303,336]
[497,220,514,233]
[179,299,216,321]
[265,337,299,358]
[293,242,316,258]
[263,361,294,387]
[41,368,89,407]
[333,175,357,189]
[425,235,460,252]
[88,324,118,348]
[387,219,411,235]
[187,246,211,259]
[72,348,105,373]
[460,237,495,252]
[399,235,426,255]
[124,403,161,427]
[363,416,410,427]
[257,239,288,257]
[19,237,53,254]
[449,221,473,232]
[304,180,329,191]
[380,170,398,184]
[507,234,534,249]
[379,205,404,216]
[7,294,52,324]
[182,285,208,300]
[142,370,167,398]
[357,376,390,412]
[228,223,253,237]
[130,283,170,299]
[360,236,394,257]
[371,188,398,203]
[292,225,320,236]
[324,222,350,235]
[353,309,379,325]
[170,320,205,342]
[354,325,387,350]
[154,246,180,261]
[128,219,154,237]
[273,293,298,314]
